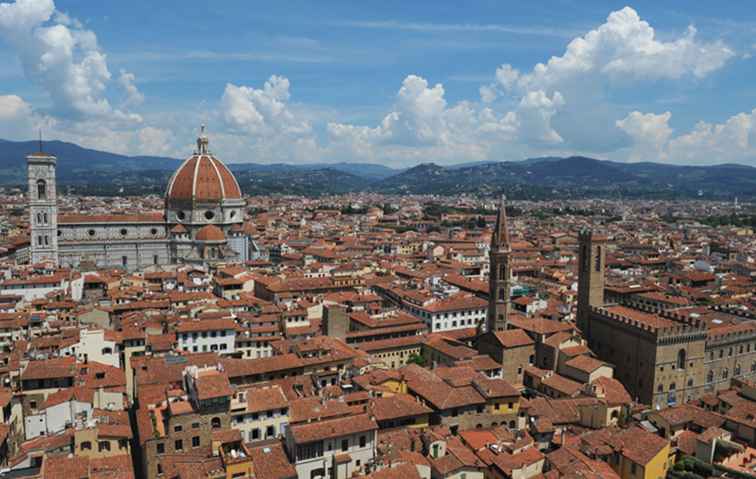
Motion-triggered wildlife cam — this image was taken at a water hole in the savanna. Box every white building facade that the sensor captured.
[26,130,259,271]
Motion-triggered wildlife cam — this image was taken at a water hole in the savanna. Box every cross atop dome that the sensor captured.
[197,124,209,154]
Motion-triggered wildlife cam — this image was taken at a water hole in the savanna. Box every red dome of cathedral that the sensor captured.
[165,127,241,207]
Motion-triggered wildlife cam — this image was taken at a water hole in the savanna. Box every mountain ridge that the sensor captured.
[2,139,756,198]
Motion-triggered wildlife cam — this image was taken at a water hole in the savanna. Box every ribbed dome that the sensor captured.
[195,224,225,242]
[165,129,241,206]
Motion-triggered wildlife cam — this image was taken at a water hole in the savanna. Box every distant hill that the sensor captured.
[371,156,756,199]
[2,139,756,198]
[229,162,399,181]
[233,167,371,196]
[0,139,399,186]
[0,139,181,184]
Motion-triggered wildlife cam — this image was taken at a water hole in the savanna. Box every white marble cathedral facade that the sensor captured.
[27,129,257,271]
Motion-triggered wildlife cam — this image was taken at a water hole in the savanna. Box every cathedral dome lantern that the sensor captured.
[165,126,244,228]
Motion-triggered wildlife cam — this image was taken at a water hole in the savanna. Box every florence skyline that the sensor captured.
[0,0,755,167]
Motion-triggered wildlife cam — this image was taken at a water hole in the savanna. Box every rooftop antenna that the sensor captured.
[38,129,43,153]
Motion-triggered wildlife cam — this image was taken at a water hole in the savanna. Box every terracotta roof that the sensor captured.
[564,355,606,374]
[290,413,377,444]
[368,393,432,421]
[492,329,535,348]
[248,442,297,479]
[166,153,241,204]
[245,385,288,413]
[194,371,233,401]
[367,463,422,479]
[581,426,669,466]
[195,224,226,242]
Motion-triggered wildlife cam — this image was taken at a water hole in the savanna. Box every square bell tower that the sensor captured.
[27,151,59,266]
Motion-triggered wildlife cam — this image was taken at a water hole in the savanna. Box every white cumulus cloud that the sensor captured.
[221,75,311,137]
[667,110,756,165]
[616,111,673,161]
[616,109,756,165]
[326,74,520,165]
[0,0,142,121]
[118,70,144,108]
[482,6,735,154]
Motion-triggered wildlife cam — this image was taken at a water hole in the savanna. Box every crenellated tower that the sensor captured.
[577,228,606,342]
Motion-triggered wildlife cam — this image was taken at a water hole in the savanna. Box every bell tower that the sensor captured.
[485,195,512,333]
[27,148,59,266]
[577,229,606,342]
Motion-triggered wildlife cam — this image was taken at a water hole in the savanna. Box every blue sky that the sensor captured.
[0,0,755,166]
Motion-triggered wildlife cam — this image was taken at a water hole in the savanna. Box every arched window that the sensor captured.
[677,349,686,370]
[43,212,48,223]
[36,179,46,200]
[594,246,602,272]
[211,417,221,429]
[499,265,507,280]
[707,371,714,383]
[81,441,92,450]
[735,364,741,376]
[36,213,42,224]
[722,368,729,379]
[657,384,664,393]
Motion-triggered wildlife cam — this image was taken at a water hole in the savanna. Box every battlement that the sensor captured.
[712,305,756,321]
[659,310,706,330]
[706,326,756,346]
[590,304,706,341]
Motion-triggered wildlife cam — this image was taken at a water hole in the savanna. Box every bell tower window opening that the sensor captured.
[594,246,602,272]
[499,265,507,280]
[36,179,47,200]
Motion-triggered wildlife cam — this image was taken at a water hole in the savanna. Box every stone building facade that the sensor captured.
[27,128,258,271]
[578,229,756,409]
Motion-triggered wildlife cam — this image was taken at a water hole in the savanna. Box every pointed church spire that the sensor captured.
[493,194,511,251]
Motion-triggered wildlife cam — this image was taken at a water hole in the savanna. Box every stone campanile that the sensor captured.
[27,150,59,266]
[485,195,512,333]
[577,228,606,342]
